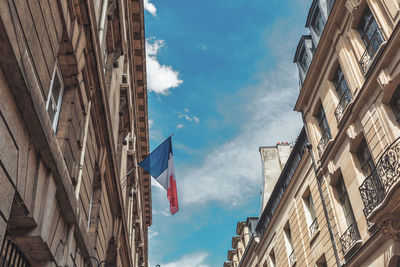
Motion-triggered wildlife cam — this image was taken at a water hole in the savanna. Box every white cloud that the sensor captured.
[144,0,157,16]
[146,39,183,95]
[159,252,210,267]
[174,15,306,208]
[148,229,159,239]
[178,109,200,124]
[178,61,302,206]
[176,124,185,129]
[149,119,154,129]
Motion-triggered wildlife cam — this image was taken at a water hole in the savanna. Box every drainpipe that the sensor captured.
[75,98,92,199]
[301,112,341,267]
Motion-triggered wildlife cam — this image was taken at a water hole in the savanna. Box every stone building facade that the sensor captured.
[0,0,151,266]
[224,0,400,266]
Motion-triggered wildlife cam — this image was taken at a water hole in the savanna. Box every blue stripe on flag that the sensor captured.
[138,136,172,178]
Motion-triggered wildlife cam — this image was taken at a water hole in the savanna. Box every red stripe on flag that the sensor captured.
[167,174,179,215]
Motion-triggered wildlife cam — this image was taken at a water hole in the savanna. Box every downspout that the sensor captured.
[301,112,341,267]
[75,97,92,199]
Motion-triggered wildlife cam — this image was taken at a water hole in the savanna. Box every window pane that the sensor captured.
[358,7,379,47]
[357,139,375,177]
[312,9,324,36]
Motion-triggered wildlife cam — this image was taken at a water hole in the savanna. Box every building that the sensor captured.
[259,143,292,212]
[0,0,151,266]
[295,0,400,265]
[224,0,400,266]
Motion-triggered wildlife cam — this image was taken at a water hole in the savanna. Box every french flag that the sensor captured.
[138,136,179,215]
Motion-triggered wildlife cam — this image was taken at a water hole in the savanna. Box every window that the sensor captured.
[269,250,276,267]
[317,105,331,139]
[299,48,312,72]
[333,67,351,103]
[303,193,318,237]
[283,223,295,265]
[333,66,352,121]
[390,86,400,124]
[46,66,64,132]
[358,6,385,74]
[358,6,380,49]
[357,139,375,177]
[335,176,355,227]
[311,7,324,36]
[336,175,361,253]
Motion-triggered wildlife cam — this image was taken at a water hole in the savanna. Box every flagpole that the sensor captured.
[120,134,174,186]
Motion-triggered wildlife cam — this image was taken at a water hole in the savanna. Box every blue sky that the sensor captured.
[144,0,310,266]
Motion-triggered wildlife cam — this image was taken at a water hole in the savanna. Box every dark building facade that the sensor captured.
[0,0,151,266]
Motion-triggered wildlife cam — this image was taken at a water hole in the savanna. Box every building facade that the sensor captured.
[224,0,400,266]
[0,0,151,266]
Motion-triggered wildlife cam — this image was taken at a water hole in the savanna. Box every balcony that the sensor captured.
[334,89,352,122]
[359,29,386,76]
[317,129,331,156]
[309,218,319,239]
[289,250,296,266]
[359,137,400,218]
[339,223,361,255]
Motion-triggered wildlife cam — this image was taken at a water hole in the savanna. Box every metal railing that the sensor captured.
[339,223,360,253]
[334,89,352,122]
[359,137,400,217]
[0,238,30,267]
[309,218,319,238]
[318,129,331,156]
[289,250,296,266]
[359,28,385,75]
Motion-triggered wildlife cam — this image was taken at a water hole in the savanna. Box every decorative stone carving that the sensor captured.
[381,217,400,241]
[377,68,392,90]
[345,0,363,14]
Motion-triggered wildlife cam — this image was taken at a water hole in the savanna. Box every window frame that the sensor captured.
[335,176,356,228]
[311,7,324,37]
[358,6,380,48]
[390,86,400,125]
[333,67,351,102]
[46,64,64,132]
[316,105,331,139]
[356,139,375,177]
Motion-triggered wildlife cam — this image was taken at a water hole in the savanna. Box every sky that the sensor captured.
[143,1,311,266]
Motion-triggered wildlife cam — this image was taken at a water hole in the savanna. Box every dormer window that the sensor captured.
[299,48,311,72]
[294,35,313,87]
[311,7,324,36]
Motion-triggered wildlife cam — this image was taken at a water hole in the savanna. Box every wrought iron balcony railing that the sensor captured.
[359,137,400,217]
[289,250,296,266]
[359,28,385,75]
[318,129,331,156]
[0,237,31,267]
[339,223,360,253]
[334,89,353,122]
[309,218,319,238]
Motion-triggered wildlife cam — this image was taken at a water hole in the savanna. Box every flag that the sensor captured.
[138,136,179,215]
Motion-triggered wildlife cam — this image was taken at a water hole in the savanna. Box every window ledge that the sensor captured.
[336,100,354,129]
[309,228,320,245]
[318,138,334,161]
[343,239,362,260]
